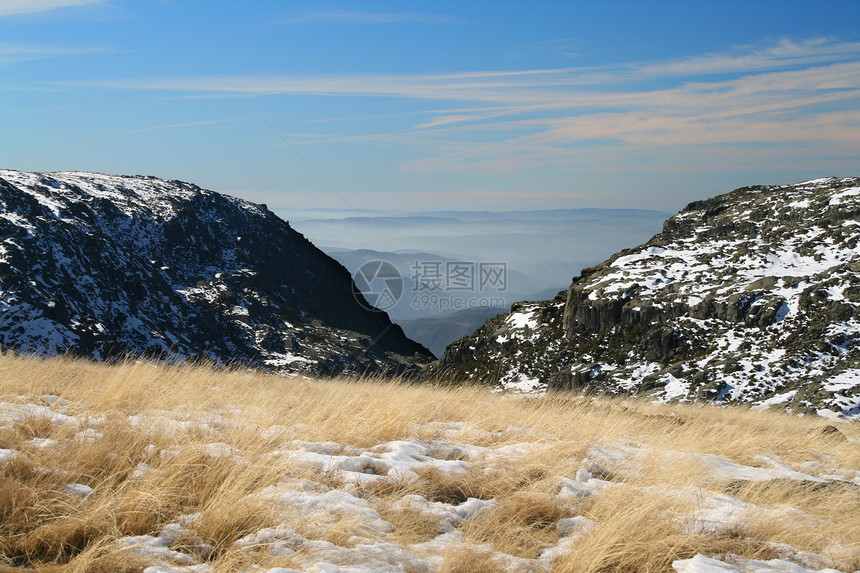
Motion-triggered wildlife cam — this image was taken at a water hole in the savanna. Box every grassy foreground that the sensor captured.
[0,353,857,572]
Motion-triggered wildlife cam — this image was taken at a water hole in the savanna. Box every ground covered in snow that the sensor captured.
[1,356,858,572]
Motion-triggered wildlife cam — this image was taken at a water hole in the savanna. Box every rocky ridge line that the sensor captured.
[439,178,860,419]
[0,170,433,375]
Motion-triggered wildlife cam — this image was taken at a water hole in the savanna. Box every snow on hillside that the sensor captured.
[1,392,856,572]
[441,177,860,420]
[0,169,432,375]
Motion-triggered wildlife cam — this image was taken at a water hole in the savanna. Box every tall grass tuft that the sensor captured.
[0,352,857,571]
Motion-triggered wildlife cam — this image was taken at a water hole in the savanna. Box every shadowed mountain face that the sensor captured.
[0,170,433,375]
[439,178,860,419]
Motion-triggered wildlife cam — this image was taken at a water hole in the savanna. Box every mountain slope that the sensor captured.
[0,170,433,374]
[439,178,860,419]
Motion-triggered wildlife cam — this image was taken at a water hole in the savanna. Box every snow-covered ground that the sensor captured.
[1,392,856,573]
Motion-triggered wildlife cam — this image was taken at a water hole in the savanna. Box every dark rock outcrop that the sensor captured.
[438,177,860,419]
[0,170,433,375]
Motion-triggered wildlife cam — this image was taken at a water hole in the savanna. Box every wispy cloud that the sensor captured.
[279,11,463,25]
[632,38,860,76]
[0,42,109,64]
[56,38,860,176]
[0,0,106,17]
[67,38,860,100]
[126,117,252,134]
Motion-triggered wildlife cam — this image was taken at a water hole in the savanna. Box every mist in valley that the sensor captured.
[288,208,669,356]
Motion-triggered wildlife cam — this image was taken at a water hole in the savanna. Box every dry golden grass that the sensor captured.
[437,544,506,573]
[554,498,775,572]
[0,352,857,572]
[462,490,572,559]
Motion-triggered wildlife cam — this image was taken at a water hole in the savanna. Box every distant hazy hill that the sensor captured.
[325,248,556,317]
[326,248,565,356]
[316,208,669,355]
[440,178,860,419]
[291,208,670,291]
[0,170,433,375]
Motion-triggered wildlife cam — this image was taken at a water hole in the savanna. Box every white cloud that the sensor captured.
[55,38,860,176]
[127,117,252,134]
[632,38,860,76]
[0,0,106,17]
[66,38,860,106]
[0,42,108,64]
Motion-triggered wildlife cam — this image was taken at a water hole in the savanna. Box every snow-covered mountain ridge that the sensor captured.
[440,177,860,419]
[0,170,433,374]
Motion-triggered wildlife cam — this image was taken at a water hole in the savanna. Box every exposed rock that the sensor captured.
[0,170,433,375]
[438,177,860,419]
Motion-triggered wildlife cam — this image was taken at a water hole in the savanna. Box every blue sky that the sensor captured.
[2,0,859,214]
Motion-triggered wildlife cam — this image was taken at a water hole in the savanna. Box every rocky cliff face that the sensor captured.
[0,170,433,374]
[439,178,860,419]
